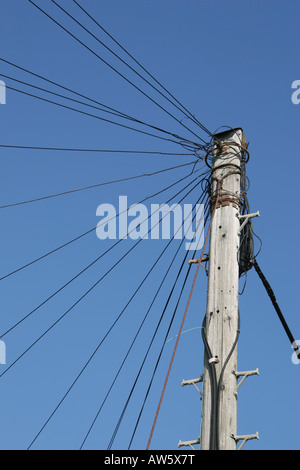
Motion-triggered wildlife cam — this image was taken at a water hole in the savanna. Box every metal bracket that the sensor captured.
[237,211,260,234]
[188,256,209,265]
[233,368,259,390]
[181,376,203,395]
[178,437,200,450]
[231,432,259,450]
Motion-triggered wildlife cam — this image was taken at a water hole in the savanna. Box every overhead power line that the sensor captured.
[0,144,195,157]
[82,195,209,450]
[146,180,218,450]
[3,82,191,149]
[0,57,136,121]
[29,192,206,450]
[0,72,204,148]
[0,57,207,150]
[114,204,211,450]
[28,0,207,146]
[0,168,208,282]
[0,170,207,341]
[0,175,205,379]
[72,0,215,139]
[49,0,206,143]
[0,160,197,209]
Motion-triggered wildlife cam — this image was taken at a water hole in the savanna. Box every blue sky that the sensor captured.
[0,0,299,450]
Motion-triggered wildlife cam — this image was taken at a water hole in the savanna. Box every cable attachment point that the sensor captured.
[178,437,200,450]
[181,376,203,396]
[188,255,209,265]
[230,432,259,450]
[208,356,220,364]
[233,368,259,390]
[237,211,260,235]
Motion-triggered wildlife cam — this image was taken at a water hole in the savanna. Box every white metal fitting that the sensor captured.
[237,211,260,234]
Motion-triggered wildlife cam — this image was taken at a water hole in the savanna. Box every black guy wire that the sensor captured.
[127,203,210,450]
[0,175,204,380]
[253,259,300,361]
[0,160,197,209]
[28,0,205,148]
[80,194,206,449]
[73,0,215,139]
[0,73,203,148]
[0,57,137,122]
[49,0,206,144]
[109,246,193,450]
[0,167,206,282]
[0,144,195,157]
[0,57,207,151]
[29,185,205,451]
[3,83,186,148]
[0,72,140,122]
[0,169,208,340]
[110,200,210,450]
[53,0,208,142]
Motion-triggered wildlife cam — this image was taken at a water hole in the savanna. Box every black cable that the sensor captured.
[73,0,213,139]
[201,314,218,450]
[0,175,204,380]
[26,175,206,449]
[1,171,207,341]
[0,169,201,338]
[49,0,206,144]
[0,72,140,122]
[4,83,187,148]
[239,160,255,276]
[1,73,204,148]
[108,252,192,450]
[82,193,209,450]
[201,298,240,451]
[0,57,137,121]
[27,226,181,450]
[0,57,207,150]
[0,168,204,281]
[0,144,195,157]
[0,160,197,209]
[127,204,211,450]
[253,259,300,361]
[214,311,240,450]
[80,195,206,450]
[28,0,206,148]
[115,204,210,450]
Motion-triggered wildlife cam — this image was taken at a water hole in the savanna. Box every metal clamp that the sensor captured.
[231,432,259,450]
[209,356,220,364]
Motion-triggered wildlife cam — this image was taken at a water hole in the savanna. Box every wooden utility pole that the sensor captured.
[200,128,245,450]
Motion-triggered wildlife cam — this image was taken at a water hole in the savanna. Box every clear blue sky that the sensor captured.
[0,0,299,450]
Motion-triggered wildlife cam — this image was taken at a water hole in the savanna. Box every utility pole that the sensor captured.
[178,128,259,450]
[200,128,245,450]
